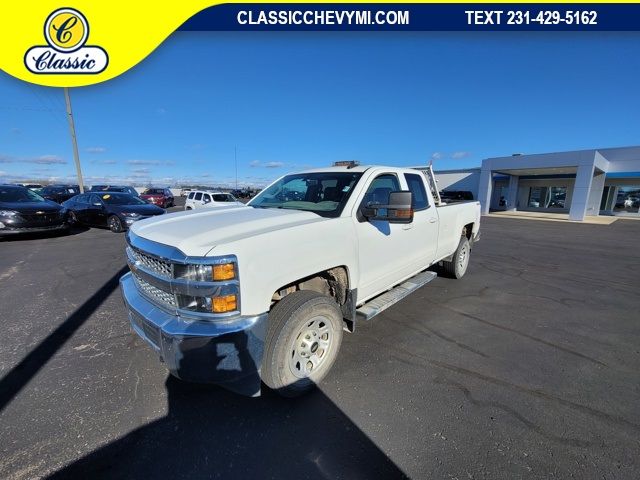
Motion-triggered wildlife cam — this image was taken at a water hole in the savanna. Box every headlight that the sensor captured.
[121,212,141,218]
[0,210,18,217]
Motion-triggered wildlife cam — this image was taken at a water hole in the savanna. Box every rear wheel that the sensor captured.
[442,236,471,279]
[262,290,343,397]
[108,215,124,233]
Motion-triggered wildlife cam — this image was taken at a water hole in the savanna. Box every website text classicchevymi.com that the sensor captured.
[237,9,410,26]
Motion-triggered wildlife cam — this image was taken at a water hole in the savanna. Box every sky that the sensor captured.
[1,32,639,187]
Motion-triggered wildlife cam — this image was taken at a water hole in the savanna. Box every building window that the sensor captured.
[527,186,567,209]
[613,186,640,213]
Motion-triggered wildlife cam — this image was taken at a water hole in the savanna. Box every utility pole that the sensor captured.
[64,87,85,193]
[234,145,238,190]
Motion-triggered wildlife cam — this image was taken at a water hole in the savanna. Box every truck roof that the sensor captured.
[298,165,419,174]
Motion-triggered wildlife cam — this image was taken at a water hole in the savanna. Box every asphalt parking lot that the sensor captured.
[1,212,639,479]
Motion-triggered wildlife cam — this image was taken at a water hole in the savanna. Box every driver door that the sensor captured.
[354,173,415,302]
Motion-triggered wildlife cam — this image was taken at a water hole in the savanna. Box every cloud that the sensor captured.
[90,159,117,165]
[86,146,107,154]
[250,160,285,168]
[429,151,471,162]
[127,159,175,166]
[0,154,66,165]
[156,107,166,115]
[33,155,66,164]
[131,167,151,174]
[451,151,471,160]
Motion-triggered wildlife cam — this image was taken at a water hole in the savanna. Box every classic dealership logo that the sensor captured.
[24,8,108,74]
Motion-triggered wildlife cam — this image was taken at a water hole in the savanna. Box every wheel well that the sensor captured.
[462,223,474,240]
[271,267,350,307]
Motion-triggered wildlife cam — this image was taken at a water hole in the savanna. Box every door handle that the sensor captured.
[429,217,438,223]
[402,224,414,230]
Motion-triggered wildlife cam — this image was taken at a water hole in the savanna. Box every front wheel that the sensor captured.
[262,290,343,397]
[108,215,124,233]
[442,236,471,279]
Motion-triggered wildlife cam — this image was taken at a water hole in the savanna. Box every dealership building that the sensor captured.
[432,146,640,221]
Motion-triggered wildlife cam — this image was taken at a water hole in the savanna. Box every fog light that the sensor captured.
[213,263,235,280]
[212,294,237,313]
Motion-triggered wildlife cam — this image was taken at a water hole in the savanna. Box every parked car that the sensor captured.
[0,185,69,237]
[140,188,174,208]
[230,189,252,199]
[63,192,165,233]
[180,188,192,197]
[90,185,139,197]
[23,183,44,191]
[120,164,481,397]
[40,184,81,203]
[184,190,242,210]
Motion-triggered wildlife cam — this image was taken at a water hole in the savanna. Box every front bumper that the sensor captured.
[120,272,267,396]
[0,222,68,236]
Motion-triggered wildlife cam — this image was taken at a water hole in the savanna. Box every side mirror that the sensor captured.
[363,191,414,224]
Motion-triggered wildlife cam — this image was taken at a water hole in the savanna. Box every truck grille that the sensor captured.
[132,272,176,308]
[129,248,173,278]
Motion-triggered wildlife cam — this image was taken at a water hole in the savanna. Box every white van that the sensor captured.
[184,190,243,210]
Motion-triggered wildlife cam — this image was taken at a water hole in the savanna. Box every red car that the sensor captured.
[140,188,174,208]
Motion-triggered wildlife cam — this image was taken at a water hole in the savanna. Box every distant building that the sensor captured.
[423,146,640,221]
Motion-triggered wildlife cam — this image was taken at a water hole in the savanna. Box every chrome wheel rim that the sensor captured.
[458,242,469,273]
[109,217,119,231]
[69,212,77,223]
[289,316,332,379]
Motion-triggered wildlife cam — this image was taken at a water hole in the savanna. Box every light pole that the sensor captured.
[63,87,85,193]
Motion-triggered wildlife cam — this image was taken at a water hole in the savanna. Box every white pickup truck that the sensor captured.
[120,164,480,396]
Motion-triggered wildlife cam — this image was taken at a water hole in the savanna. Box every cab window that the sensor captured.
[194,192,203,201]
[203,194,212,203]
[361,174,400,207]
[188,192,195,200]
[404,173,429,210]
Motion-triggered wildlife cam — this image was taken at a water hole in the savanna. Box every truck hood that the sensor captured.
[129,205,328,257]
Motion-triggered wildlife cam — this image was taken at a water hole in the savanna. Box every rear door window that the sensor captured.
[194,192,203,201]
[404,173,429,210]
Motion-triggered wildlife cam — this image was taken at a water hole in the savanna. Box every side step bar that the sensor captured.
[356,271,437,321]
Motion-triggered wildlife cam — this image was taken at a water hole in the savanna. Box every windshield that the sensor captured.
[249,172,363,217]
[0,187,46,203]
[98,193,147,205]
[144,189,164,195]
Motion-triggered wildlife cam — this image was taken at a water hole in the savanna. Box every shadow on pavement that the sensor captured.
[0,266,129,412]
[48,376,407,479]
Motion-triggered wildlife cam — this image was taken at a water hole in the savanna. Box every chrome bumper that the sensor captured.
[120,272,267,396]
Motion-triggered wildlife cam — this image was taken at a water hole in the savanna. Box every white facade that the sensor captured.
[432,146,640,221]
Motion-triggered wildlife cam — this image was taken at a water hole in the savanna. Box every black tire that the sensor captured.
[108,215,124,233]
[441,236,471,279]
[262,290,343,397]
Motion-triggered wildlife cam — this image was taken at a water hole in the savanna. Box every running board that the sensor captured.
[356,271,437,321]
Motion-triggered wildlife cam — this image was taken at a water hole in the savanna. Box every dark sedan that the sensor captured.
[41,185,81,203]
[63,192,165,233]
[0,185,69,237]
[90,185,139,196]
